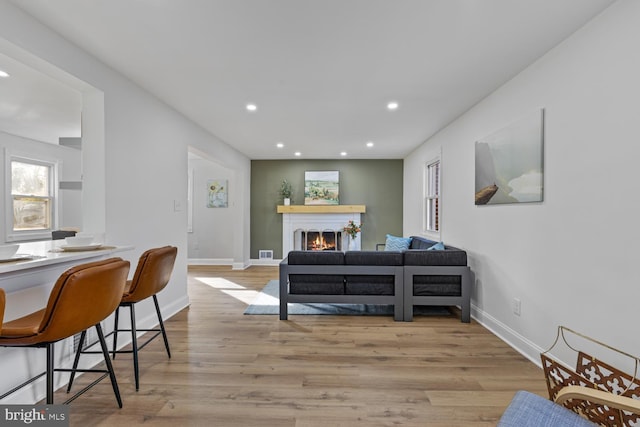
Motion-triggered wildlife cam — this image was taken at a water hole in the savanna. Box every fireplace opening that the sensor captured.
[300,230,342,251]
[285,213,362,254]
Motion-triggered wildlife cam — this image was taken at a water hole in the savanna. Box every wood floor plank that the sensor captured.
[53,265,547,425]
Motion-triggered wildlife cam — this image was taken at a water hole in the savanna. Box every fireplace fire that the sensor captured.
[300,230,342,251]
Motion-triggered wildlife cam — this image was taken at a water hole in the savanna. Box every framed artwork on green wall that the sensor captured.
[304,171,339,205]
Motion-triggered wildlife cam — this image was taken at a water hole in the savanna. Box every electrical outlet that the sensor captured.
[512,298,521,316]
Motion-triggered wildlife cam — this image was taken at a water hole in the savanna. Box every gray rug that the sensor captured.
[244,280,452,316]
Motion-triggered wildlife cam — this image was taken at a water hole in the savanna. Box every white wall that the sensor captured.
[0,0,251,402]
[404,0,640,368]
[187,156,236,263]
[0,130,82,240]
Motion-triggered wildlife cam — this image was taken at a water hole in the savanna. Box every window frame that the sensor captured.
[5,152,59,242]
[423,157,441,235]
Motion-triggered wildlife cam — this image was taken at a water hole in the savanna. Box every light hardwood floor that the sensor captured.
[60,265,547,426]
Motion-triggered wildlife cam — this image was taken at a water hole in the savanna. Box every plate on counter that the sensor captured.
[60,243,103,251]
[0,255,35,263]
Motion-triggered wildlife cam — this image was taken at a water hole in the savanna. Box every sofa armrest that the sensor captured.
[403,265,472,322]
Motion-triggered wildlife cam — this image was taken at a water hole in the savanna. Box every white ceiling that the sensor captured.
[6,0,615,158]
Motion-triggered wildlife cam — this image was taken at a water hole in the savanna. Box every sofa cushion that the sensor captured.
[287,251,344,265]
[404,249,467,266]
[287,250,345,295]
[345,251,403,266]
[345,280,395,295]
[409,236,438,249]
[344,251,402,296]
[413,275,461,296]
[384,234,412,251]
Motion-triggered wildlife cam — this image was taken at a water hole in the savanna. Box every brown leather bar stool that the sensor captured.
[0,258,130,406]
[113,246,177,391]
[71,246,177,391]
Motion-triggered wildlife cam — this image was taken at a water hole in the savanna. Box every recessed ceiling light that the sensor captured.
[340,152,347,157]
[387,101,398,110]
[246,103,257,112]
[0,70,9,78]
[276,142,284,148]
[366,141,374,148]
[294,152,301,157]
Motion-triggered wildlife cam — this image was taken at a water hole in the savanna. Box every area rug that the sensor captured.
[244,280,452,316]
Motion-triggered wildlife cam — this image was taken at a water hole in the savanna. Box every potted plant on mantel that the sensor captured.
[279,179,293,205]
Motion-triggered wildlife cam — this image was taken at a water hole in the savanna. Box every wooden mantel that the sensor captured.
[277,205,366,214]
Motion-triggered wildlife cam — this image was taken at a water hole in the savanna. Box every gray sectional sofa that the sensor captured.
[279,236,471,322]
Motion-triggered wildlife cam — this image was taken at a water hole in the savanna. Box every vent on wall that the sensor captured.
[259,250,273,260]
[73,322,100,352]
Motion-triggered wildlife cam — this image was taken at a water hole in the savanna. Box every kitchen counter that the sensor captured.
[0,240,134,321]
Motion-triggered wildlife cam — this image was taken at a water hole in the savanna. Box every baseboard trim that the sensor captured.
[249,258,281,266]
[188,258,234,266]
[471,304,544,368]
[232,261,250,270]
[188,259,282,268]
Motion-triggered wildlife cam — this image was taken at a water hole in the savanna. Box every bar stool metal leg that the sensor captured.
[129,304,140,391]
[112,307,120,359]
[46,343,54,404]
[66,330,86,392]
[65,324,123,408]
[153,295,171,358]
[96,323,122,408]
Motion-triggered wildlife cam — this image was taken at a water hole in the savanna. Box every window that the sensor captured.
[424,159,440,233]
[7,156,56,240]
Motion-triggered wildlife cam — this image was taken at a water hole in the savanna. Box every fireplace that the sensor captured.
[296,230,343,251]
[280,210,363,255]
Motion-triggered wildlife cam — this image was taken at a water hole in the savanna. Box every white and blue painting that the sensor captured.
[475,109,544,205]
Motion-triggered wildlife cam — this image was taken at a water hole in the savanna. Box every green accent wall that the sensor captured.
[251,159,403,258]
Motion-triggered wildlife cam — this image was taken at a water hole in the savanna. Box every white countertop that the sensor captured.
[0,240,135,319]
[0,240,134,276]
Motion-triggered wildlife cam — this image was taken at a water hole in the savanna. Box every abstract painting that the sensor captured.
[304,171,339,205]
[207,179,228,208]
[475,109,544,205]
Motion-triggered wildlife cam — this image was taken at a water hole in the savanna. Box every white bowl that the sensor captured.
[0,244,19,258]
[65,236,94,246]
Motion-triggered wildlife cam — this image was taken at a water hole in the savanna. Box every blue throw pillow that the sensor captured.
[384,234,412,251]
[427,241,445,251]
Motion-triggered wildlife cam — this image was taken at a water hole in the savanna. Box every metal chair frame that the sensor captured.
[0,323,122,406]
[72,295,171,391]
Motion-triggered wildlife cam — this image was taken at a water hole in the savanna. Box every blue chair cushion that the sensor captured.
[498,391,595,427]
